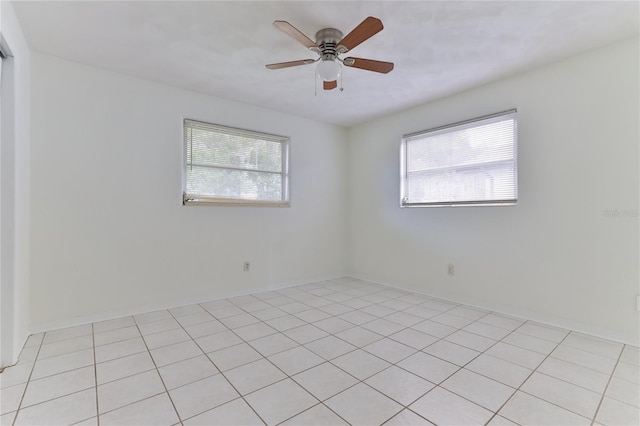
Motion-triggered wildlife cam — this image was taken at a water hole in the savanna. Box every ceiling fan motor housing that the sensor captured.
[315,28,343,61]
[266,17,391,80]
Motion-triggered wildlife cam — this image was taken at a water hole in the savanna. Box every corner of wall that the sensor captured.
[0,0,31,367]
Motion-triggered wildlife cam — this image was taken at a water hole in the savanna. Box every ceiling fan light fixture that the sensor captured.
[316,59,341,82]
[266,17,392,91]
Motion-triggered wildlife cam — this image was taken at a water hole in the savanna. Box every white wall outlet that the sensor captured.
[243,261,250,272]
[448,264,455,276]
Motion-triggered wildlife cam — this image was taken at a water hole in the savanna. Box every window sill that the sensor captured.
[400,200,517,208]
[183,195,290,207]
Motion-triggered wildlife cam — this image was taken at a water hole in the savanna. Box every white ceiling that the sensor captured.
[12,1,639,127]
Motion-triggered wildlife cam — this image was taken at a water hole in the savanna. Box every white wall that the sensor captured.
[0,0,30,366]
[348,38,639,345]
[29,54,348,331]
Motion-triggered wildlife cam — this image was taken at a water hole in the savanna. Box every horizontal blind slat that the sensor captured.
[402,111,517,206]
[184,120,289,204]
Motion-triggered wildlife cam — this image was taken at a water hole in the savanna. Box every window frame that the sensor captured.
[400,109,518,208]
[182,119,290,207]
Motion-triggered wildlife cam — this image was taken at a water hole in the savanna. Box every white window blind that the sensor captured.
[183,120,289,206]
[400,110,517,207]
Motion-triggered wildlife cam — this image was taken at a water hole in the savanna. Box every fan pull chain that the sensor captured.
[339,63,344,92]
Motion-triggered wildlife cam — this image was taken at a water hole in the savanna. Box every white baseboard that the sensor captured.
[348,273,640,347]
[28,272,638,347]
[29,272,346,335]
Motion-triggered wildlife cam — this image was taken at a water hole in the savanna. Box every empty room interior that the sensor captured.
[0,1,639,425]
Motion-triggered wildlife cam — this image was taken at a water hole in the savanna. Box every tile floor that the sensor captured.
[1,277,638,425]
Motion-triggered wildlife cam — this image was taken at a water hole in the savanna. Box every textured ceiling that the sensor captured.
[12,1,639,127]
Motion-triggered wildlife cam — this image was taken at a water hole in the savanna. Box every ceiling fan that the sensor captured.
[266,16,394,90]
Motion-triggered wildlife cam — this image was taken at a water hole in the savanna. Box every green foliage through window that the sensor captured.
[184,120,289,205]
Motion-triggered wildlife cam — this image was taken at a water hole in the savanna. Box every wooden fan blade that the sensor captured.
[323,80,338,90]
[266,59,315,70]
[337,16,383,53]
[273,21,318,50]
[344,57,394,74]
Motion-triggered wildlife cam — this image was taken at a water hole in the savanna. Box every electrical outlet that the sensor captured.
[448,264,455,276]
[243,262,250,272]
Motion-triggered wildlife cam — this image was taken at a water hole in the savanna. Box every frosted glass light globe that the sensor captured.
[316,60,341,81]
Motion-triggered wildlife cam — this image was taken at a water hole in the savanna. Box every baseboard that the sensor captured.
[29,272,637,347]
[348,273,640,347]
[29,272,347,335]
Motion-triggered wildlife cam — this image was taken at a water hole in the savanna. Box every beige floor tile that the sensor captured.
[366,365,434,405]
[100,393,179,425]
[169,374,239,420]
[8,280,635,426]
[325,383,403,426]
[94,326,141,346]
[98,370,165,414]
[520,372,601,419]
[595,396,640,426]
[410,387,493,426]
[14,388,96,426]
[499,391,590,425]
[195,330,242,353]
[606,375,640,407]
[183,397,263,425]
[94,337,147,364]
[397,352,458,384]
[268,346,324,376]
[96,351,155,385]
[501,332,558,355]
[423,340,480,366]
[517,322,569,343]
[486,342,546,369]
[223,359,286,395]
[466,353,532,388]
[536,356,610,393]
[305,335,357,360]
[281,403,347,425]
[22,366,95,408]
[0,382,26,415]
[142,328,191,350]
[444,329,496,352]
[335,326,384,347]
[389,328,438,350]
[293,362,358,401]
[31,349,94,380]
[207,343,262,371]
[158,355,219,390]
[43,325,92,345]
[283,324,330,344]
[244,379,317,425]
[441,368,515,411]
[150,340,203,367]
[384,409,434,425]
[332,349,391,380]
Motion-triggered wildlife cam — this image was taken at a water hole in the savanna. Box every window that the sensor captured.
[183,120,289,206]
[400,110,517,207]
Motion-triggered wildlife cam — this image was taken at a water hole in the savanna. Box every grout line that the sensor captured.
[482,329,602,425]
[91,323,100,426]
[590,344,625,425]
[96,390,166,417]
[33,328,94,347]
[165,308,270,425]
[7,279,636,426]
[11,333,45,426]
[275,401,351,425]
[131,316,184,425]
